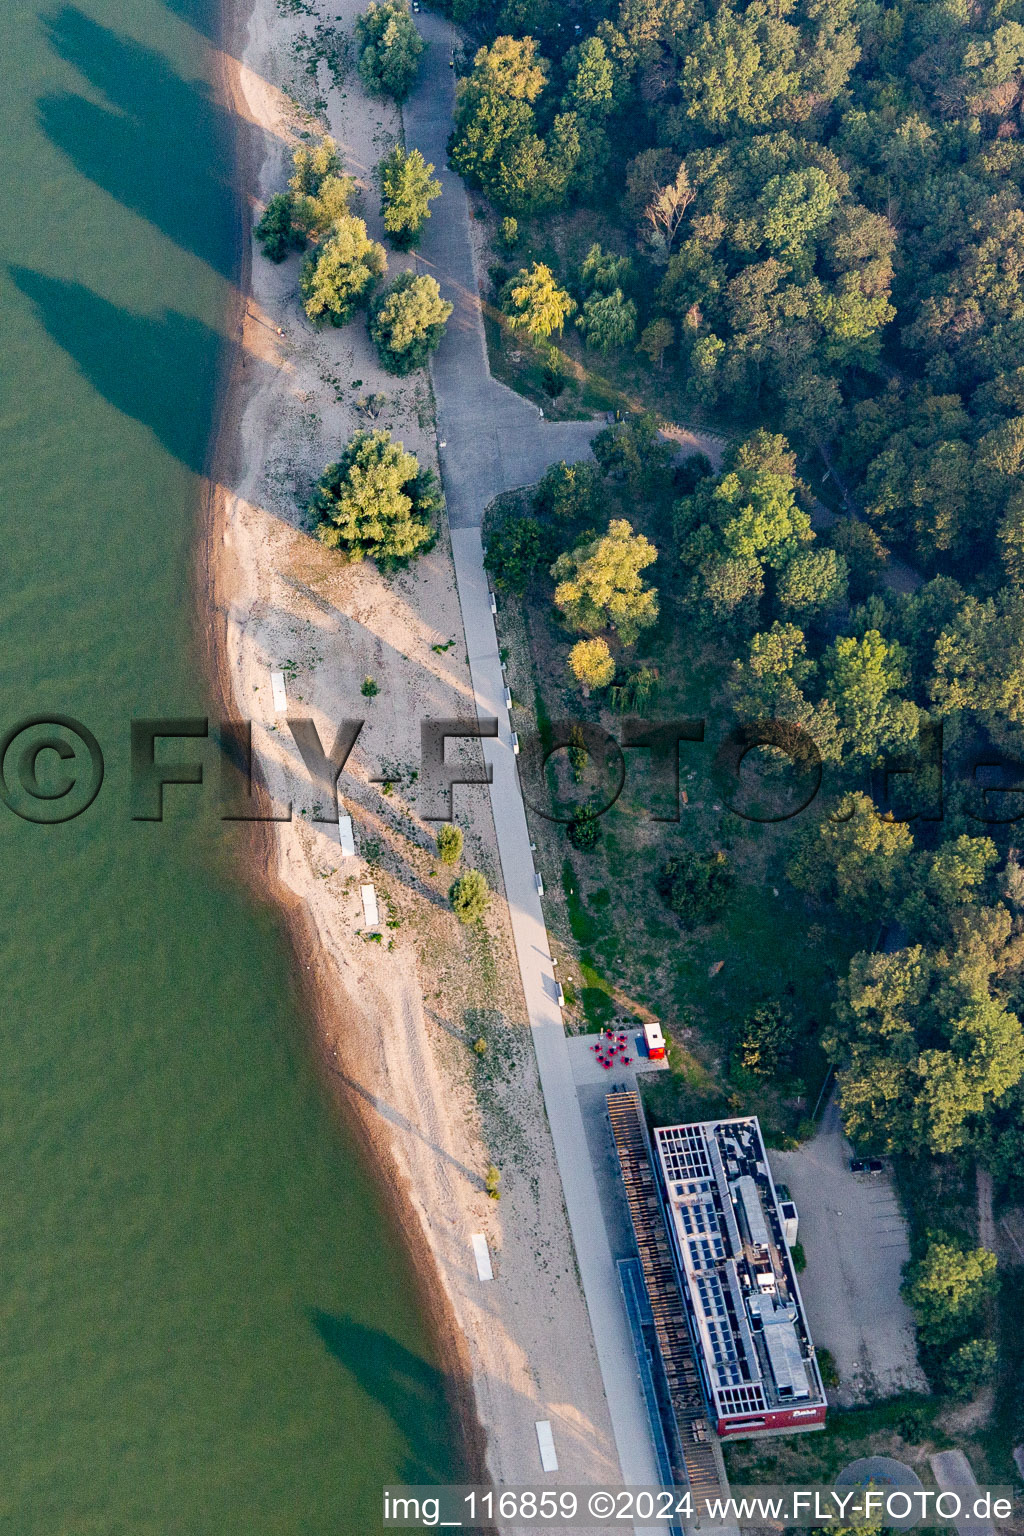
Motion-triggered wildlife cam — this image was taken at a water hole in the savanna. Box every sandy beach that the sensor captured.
[202,0,621,1499]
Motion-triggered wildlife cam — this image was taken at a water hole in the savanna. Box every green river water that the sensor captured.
[0,0,462,1529]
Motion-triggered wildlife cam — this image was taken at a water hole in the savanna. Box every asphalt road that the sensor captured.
[403,11,666,1499]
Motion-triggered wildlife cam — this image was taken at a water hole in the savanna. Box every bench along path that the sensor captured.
[403,11,673,1507]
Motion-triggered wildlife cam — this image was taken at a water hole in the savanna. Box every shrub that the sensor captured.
[658,851,732,925]
[256,193,303,261]
[361,676,379,697]
[450,868,491,923]
[484,1164,501,1199]
[737,1001,797,1078]
[436,824,463,864]
[568,637,615,690]
[942,1338,997,1400]
[816,1347,840,1390]
[567,805,600,850]
[484,516,553,594]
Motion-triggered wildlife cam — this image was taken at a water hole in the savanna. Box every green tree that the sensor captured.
[562,34,614,118]
[777,548,849,618]
[436,824,463,865]
[375,145,441,249]
[931,594,1024,731]
[658,851,732,926]
[828,518,887,603]
[568,637,615,691]
[903,1241,998,1346]
[998,491,1024,589]
[450,868,491,923]
[292,175,356,244]
[943,1338,997,1401]
[533,459,603,523]
[484,516,550,594]
[787,793,914,923]
[591,413,674,499]
[760,168,839,267]
[290,137,343,199]
[309,429,439,566]
[822,630,918,766]
[502,263,575,341]
[355,0,425,102]
[369,272,452,374]
[676,433,814,631]
[729,622,844,762]
[551,520,659,644]
[637,317,675,370]
[738,1002,797,1078]
[827,945,1024,1155]
[580,243,634,295]
[299,216,386,325]
[577,289,638,352]
[860,392,972,562]
[898,836,1000,945]
[449,36,552,210]
[256,193,303,261]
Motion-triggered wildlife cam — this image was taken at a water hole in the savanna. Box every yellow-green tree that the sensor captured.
[502,263,574,341]
[300,216,386,325]
[568,637,616,690]
[552,520,658,645]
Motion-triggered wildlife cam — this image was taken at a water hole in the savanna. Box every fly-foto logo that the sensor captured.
[0,712,1019,826]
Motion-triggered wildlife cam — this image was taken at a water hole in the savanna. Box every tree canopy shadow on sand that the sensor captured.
[38,6,241,280]
[310,1309,471,1485]
[10,267,224,475]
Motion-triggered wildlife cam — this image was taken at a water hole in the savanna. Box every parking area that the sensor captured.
[771,1096,927,1404]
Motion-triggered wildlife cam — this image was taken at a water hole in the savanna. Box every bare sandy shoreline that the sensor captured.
[196,0,620,1506]
[201,0,490,1483]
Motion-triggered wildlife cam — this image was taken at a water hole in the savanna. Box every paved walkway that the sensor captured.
[404,12,666,1500]
[929,1450,996,1536]
[403,14,602,527]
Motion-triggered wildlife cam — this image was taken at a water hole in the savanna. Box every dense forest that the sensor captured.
[441,0,1024,1437]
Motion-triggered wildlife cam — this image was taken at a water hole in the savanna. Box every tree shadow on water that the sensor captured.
[160,0,220,39]
[38,7,241,279]
[11,266,223,474]
[311,1310,467,1484]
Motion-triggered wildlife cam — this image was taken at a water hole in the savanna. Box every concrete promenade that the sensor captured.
[403,14,606,528]
[404,11,666,1500]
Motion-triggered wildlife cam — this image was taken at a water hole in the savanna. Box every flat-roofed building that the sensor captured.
[652,1116,826,1439]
